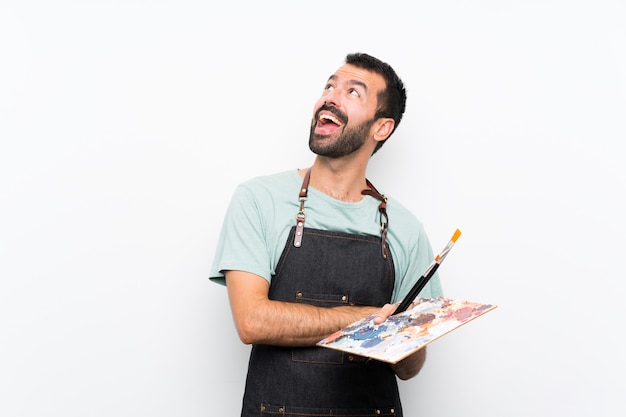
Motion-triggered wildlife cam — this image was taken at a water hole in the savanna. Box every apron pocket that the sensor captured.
[294,291,349,307]
[291,345,344,364]
[292,292,350,364]
[260,404,397,416]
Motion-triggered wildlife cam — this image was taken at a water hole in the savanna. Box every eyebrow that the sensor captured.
[327,75,369,93]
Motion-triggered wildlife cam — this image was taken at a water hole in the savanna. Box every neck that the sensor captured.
[303,157,370,202]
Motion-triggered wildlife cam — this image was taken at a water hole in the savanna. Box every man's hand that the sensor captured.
[371,303,399,324]
[370,302,427,380]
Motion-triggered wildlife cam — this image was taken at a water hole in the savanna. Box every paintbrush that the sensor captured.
[393,228,462,315]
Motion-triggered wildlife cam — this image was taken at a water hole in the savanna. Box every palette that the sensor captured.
[317,296,497,364]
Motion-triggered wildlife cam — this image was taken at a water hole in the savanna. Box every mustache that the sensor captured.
[316,104,348,124]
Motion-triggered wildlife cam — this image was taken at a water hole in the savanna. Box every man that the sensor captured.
[209,52,442,417]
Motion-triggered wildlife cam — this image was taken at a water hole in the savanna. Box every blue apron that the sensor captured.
[240,170,402,417]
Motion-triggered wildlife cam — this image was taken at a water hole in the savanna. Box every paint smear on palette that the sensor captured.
[317,296,497,364]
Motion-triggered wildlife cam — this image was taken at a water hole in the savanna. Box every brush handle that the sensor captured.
[393,262,440,315]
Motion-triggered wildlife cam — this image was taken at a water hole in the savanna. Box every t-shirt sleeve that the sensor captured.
[208,184,273,286]
[390,225,444,303]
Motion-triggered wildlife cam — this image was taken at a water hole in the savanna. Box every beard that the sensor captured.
[309,109,376,158]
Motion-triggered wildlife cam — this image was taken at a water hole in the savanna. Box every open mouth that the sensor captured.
[319,113,343,127]
[314,109,345,135]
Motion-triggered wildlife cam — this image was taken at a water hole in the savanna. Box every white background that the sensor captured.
[1,1,625,416]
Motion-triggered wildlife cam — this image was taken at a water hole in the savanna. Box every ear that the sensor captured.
[373,118,395,142]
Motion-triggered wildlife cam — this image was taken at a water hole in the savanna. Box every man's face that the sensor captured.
[309,64,385,158]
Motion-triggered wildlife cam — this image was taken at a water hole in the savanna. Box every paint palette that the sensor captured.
[317,296,497,364]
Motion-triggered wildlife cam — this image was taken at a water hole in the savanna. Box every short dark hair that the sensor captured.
[345,53,407,154]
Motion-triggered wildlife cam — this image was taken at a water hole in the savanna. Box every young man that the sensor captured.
[210,52,442,417]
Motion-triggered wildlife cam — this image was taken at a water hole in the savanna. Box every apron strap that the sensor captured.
[362,180,389,259]
[295,168,389,259]
[293,169,311,248]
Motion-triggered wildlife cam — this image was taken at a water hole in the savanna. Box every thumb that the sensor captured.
[372,303,398,324]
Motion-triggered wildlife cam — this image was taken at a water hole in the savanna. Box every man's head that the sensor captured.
[309,53,407,157]
[345,53,406,154]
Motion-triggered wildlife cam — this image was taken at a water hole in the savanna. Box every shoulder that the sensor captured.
[237,169,301,194]
[385,194,424,229]
[229,169,301,215]
[383,193,428,249]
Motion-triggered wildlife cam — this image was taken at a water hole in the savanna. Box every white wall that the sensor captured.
[1,1,625,416]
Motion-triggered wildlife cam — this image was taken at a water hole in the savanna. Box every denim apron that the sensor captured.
[240,170,403,417]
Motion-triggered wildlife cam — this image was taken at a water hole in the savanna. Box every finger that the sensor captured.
[372,303,398,324]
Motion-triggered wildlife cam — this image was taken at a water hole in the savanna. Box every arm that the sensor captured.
[225,270,381,346]
[391,348,427,380]
[372,303,427,380]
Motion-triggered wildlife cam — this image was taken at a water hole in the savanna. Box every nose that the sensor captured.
[323,87,341,107]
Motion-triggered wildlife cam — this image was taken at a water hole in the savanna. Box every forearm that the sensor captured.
[225,270,378,346]
[235,298,378,346]
[391,347,427,380]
